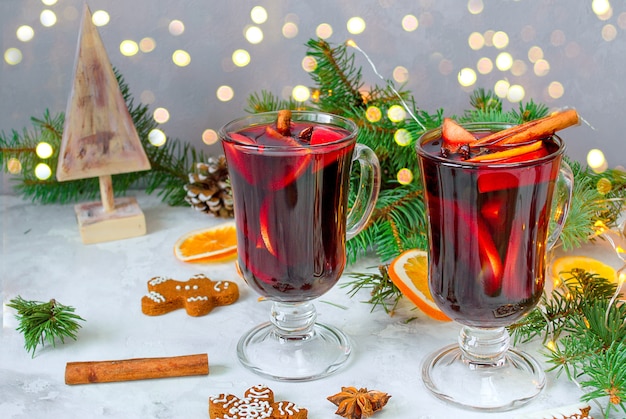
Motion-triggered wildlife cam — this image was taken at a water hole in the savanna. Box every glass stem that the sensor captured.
[270,301,317,340]
[458,326,510,368]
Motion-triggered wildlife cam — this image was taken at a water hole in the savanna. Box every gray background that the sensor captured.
[2,0,624,194]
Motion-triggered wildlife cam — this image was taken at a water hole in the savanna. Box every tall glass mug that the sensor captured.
[220,111,380,381]
[416,122,574,411]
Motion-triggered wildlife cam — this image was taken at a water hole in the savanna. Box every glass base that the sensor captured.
[422,343,546,411]
[236,301,351,381]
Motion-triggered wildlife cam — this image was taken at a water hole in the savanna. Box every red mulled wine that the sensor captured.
[223,120,354,302]
[418,128,562,327]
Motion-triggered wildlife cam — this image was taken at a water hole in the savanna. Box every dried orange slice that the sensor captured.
[551,256,616,284]
[388,249,451,321]
[174,222,237,263]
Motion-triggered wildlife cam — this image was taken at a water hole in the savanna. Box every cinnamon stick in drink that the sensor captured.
[470,109,580,149]
[65,353,209,385]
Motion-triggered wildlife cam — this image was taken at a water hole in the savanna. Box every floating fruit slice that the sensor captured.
[467,140,543,163]
[258,197,278,257]
[441,118,476,153]
[551,256,617,284]
[267,153,312,191]
[173,222,237,263]
[310,126,353,171]
[388,249,451,321]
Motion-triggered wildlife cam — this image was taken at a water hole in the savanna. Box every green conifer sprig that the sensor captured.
[509,270,626,417]
[7,296,85,357]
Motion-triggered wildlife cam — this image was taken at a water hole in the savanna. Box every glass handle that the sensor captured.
[548,160,574,249]
[346,143,381,240]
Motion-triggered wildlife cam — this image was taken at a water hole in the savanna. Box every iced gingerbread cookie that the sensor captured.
[209,384,307,419]
[141,273,239,317]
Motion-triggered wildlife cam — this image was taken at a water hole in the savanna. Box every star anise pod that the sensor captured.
[327,386,391,419]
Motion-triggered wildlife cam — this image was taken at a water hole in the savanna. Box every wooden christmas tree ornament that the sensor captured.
[57,4,151,244]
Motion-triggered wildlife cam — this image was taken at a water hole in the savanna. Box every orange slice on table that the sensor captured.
[388,249,451,322]
[551,256,617,286]
[174,222,238,263]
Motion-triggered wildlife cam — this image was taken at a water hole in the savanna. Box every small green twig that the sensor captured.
[7,296,85,357]
[341,265,403,315]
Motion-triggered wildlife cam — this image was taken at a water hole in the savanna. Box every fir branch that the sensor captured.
[7,296,85,357]
[245,90,307,114]
[341,265,403,314]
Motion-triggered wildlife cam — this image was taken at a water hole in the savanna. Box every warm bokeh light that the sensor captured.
[511,59,527,77]
[347,17,366,34]
[245,26,264,44]
[393,66,409,83]
[365,106,382,123]
[120,40,139,57]
[42,0,58,5]
[495,52,513,71]
[172,49,191,67]
[397,168,414,185]
[16,26,34,42]
[7,158,22,174]
[548,81,565,99]
[528,46,543,63]
[438,58,453,75]
[292,85,310,102]
[458,67,477,87]
[202,129,218,145]
[494,79,510,97]
[476,57,493,74]
[140,90,156,104]
[602,24,617,41]
[139,37,156,53]
[148,129,167,147]
[467,0,484,14]
[217,85,234,102]
[282,22,298,38]
[592,0,611,16]
[316,23,333,39]
[468,32,484,50]
[492,31,509,49]
[387,105,406,123]
[534,59,550,76]
[587,148,608,173]
[401,14,419,32]
[153,107,170,124]
[169,20,185,36]
[394,129,411,146]
[40,10,57,27]
[507,85,525,102]
[250,6,268,24]
[4,48,23,65]
[232,49,251,67]
[302,56,317,72]
[36,142,53,159]
[550,29,566,47]
[92,10,110,26]
[35,163,52,180]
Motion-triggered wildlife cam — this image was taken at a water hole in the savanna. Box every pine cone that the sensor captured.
[184,155,234,218]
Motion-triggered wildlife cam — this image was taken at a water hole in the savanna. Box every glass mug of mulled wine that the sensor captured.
[220,110,380,381]
[416,122,574,411]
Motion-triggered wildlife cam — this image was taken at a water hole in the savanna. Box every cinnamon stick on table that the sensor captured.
[470,108,580,148]
[65,353,209,385]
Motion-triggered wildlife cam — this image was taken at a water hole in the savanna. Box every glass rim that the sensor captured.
[415,121,566,168]
[219,110,358,150]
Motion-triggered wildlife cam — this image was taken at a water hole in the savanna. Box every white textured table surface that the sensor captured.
[0,192,606,418]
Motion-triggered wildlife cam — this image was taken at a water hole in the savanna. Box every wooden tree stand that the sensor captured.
[74,176,146,244]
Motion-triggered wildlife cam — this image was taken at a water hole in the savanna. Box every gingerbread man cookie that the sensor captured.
[209,385,307,419]
[141,273,239,317]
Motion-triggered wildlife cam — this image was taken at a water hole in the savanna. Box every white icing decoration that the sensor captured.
[176,285,181,290]
[149,276,169,286]
[187,296,209,302]
[193,285,199,290]
[185,285,191,290]
[146,291,166,303]
[214,281,223,292]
